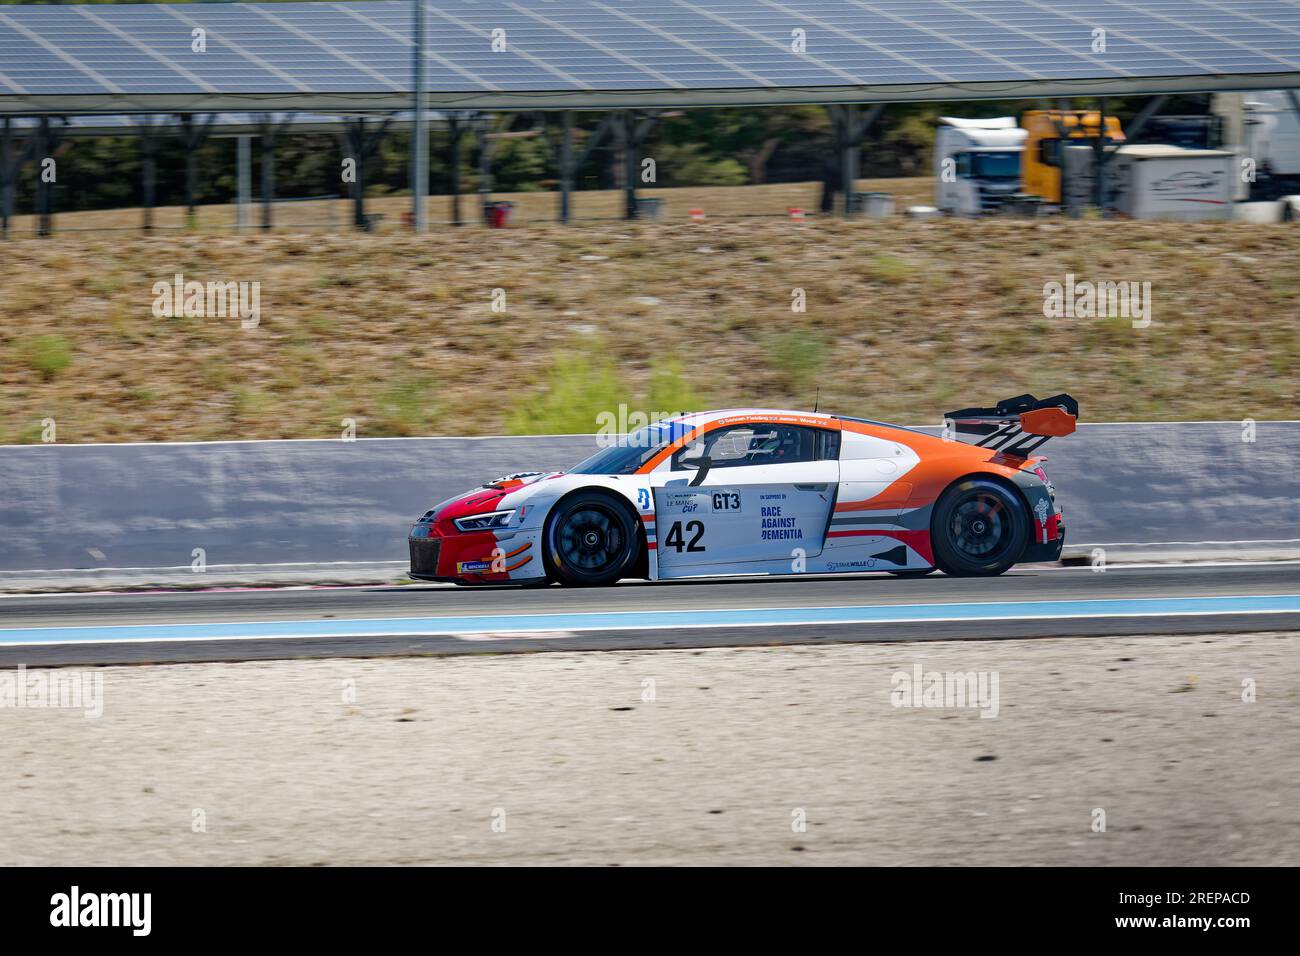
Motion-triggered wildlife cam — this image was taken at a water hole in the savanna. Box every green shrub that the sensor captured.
[766,329,825,391]
[507,339,706,436]
[647,360,700,417]
[21,335,73,380]
[506,339,625,435]
[372,376,437,436]
[863,254,914,284]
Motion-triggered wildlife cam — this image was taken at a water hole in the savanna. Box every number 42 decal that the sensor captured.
[664,520,706,552]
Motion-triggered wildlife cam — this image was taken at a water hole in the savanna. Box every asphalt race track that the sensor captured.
[0,563,1297,667]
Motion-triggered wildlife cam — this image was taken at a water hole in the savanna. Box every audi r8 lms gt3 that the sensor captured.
[408,393,1078,587]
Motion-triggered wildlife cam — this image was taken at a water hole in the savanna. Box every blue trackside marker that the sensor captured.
[0,594,1299,646]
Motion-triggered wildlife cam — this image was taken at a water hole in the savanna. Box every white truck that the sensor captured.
[1211,91,1300,219]
[933,116,1026,215]
[1213,91,1300,201]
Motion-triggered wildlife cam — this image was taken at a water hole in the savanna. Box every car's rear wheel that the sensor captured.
[931,478,1028,577]
[543,491,639,587]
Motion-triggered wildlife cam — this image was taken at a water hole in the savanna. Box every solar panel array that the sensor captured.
[1,0,1298,113]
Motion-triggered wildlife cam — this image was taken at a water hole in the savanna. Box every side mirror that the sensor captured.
[688,455,712,487]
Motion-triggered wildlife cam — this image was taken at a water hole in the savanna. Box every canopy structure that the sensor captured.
[4,1,1300,235]
[1,0,1299,116]
[4,110,447,136]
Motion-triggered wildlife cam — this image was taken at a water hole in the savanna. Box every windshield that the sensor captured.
[569,421,688,475]
[971,151,1021,179]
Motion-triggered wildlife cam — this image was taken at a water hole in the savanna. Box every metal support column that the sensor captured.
[559,110,573,224]
[346,118,369,230]
[1094,97,1108,215]
[617,110,662,220]
[841,104,858,217]
[475,115,494,224]
[411,0,428,232]
[825,104,884,218]
[256,114,290,231]
[261,122,274,231]
[819,135,838,214]
[1053,98,1080,218]
[550,112,614,225]
[181,113,197,226]
[341,116,392,232]
[236,134,251,230]
[135,116,160,233]
[179,113,215,228]
[622,111,638,220]
[448,111,465,226]
[36,115,51,238]
[0,117,13,238]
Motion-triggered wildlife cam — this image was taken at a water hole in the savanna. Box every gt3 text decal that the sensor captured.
[711,490,741,511]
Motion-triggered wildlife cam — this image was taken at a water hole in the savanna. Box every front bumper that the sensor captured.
[408,537,446,581]
[408,527,544,583]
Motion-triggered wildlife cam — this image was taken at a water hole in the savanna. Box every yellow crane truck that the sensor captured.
[1021,110,1126,204]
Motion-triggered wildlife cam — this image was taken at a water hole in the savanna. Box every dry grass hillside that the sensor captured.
[2,188,1297,444]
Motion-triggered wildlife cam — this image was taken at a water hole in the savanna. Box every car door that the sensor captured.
[652,422,838,573]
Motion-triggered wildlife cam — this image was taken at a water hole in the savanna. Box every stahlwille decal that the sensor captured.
[827,559,879,571]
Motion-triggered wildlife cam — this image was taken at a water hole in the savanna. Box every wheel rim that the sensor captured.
[556,504,626,574]
[949,493,1015,563]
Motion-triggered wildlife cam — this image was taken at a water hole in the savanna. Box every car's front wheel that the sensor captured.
[931,478,1028,577]
[543,491,640,586]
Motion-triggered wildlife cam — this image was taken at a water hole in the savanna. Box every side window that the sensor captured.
[672,424,831,471]
[955,153,971,177]
[1039,138,1061,167]
[818,429,841,461]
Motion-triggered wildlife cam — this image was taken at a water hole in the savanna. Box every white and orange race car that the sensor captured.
[408,394,1077,586]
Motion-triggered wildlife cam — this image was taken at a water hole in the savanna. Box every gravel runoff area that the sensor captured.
[2,631,1296,866]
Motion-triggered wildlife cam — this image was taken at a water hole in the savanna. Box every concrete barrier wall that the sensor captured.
[1,422,1296,586]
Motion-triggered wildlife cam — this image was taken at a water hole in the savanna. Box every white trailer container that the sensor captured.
[1063,143,1234,220]
[1105,145,1234,220]
[933,117,1025,215]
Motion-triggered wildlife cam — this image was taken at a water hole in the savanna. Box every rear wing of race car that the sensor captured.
[943,393,1079,458]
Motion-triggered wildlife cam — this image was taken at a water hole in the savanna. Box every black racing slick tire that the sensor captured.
[543,491,640,587]
[931,478,1028,577]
